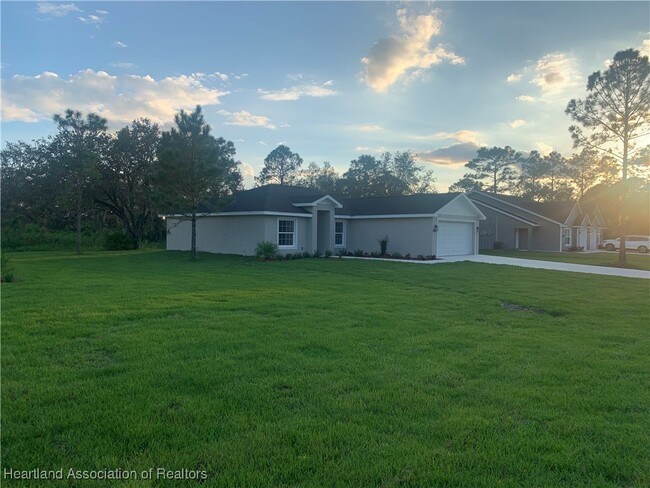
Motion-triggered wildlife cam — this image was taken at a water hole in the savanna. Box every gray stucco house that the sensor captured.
[165,185,487,257]
[468,191,606,251]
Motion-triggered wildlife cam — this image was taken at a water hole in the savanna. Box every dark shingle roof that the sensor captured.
[469,192,576,224]
[336,193,461,216]
[204,185,461,216]
[218,185,324,214]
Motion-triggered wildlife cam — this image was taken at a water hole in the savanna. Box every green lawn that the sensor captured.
[2,251,649,487]
[482,249,650,271]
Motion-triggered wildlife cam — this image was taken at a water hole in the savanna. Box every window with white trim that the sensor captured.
[562,227,571,246]
[278,219,296,248]
[335,221,345,247]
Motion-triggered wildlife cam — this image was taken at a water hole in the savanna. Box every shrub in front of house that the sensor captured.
[379,235,389,256]
[255,241,280,260]
[493,241,506,250]
[302,251,312,259]
[324,250,332,258]
[353,249,364,257]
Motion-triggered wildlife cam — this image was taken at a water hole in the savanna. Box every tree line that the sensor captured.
[1,106,242,258]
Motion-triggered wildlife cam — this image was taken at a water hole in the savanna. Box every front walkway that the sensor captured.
[443,254,650,279]
[342,255,650,279]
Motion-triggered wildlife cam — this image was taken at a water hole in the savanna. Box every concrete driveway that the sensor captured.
[442,254,650,279]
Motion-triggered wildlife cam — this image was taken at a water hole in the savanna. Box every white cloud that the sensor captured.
[78,13,105,25]
[535,142,554,156]
[516,95,537,103]
[239,161,255,177]
[37,3,80,17]
[211,72,229,81]
[416,142,480,166]
[640,35,650,58]
[411,129,484,146]
[532,53,580,94]
[217,109,276,129]
[112,41,127,48]
[258,81,337,101]
[232,73,248,80]
[109,62,136,69]
[361,8,464,92]
[509,119,527,129]
[355,146,372,152]
[287,73,304,81]
[1,69,228,125]
[353,124,384,133]
[258,141,268,146]
[506,73,521,82]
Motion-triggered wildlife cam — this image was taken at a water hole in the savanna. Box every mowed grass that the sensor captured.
[482,249,650,271]
[2,251,649,487]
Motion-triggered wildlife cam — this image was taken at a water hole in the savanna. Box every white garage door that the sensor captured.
[437,221,475,256]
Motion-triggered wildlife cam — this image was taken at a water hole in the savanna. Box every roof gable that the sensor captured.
[469,191,577,225]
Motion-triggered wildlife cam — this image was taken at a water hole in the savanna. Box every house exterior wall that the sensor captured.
[166,215,312,255]
[475,205,562,251]
[346,217,434,256]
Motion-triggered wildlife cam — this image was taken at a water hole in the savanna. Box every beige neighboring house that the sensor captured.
[468,191,606,251]
[164,185,486,257]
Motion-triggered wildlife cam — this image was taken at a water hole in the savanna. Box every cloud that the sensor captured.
[258,141,268,146]
[109,62,136,69]
[211,72,229,81]
[239,161,255,177]
[640,35,650,58]
[509,119,527,128]
[532,53,580,94]
[1,69,228,125]
[415,142,480,166]
[217,109,276,129]
[516,95,537,103]
[112,41,127,48]
[410,129,484,146]
[353,124,384,133]
[258,81,337,101]
[506,73,521,82]
[78,10,108,25]
[361,8,464,92]
[37,3,80,17]
[355,146,372,152]
[535,142,554,156]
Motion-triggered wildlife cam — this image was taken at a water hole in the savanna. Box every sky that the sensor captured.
[1,1,648,190]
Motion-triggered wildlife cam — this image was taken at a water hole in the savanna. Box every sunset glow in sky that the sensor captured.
[1,1,648,189]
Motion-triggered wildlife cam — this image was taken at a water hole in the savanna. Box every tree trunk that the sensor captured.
[191,212,197,261]
[619,132,628,264]
[76,186,83,255]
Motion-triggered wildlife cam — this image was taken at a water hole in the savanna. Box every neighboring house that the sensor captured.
[165,184,486,257]
[468,191,606,251]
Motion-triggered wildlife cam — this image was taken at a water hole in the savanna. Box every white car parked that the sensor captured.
[602,235,650,253]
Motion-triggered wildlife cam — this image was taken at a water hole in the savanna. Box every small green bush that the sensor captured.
[379,235,389,256]
[337,249,346,258]
[353,249,364,257]
[391,252,403,259]
[302,251,312,259]
[493,241,506,250]
[314,250,322,258]
[255,241,280,260]
[104,232,138,251]
[324,250,332,258]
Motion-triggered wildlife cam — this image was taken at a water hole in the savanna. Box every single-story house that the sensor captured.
[165,184,487,257]
[468,191,606,251]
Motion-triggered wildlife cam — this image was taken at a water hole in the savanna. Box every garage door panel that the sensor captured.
[437,221,474,256]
